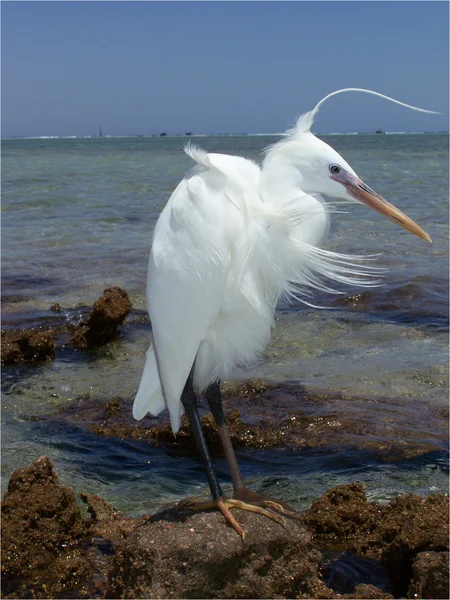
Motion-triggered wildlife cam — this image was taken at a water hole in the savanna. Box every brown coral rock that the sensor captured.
[379,494,449,597]
[408,551,449,599]
[107,508,317,599]
[71,286,131,347]
[303,483,380,541]
[1,328,56,364]
[2,457,448,599]
[1,456,89,596]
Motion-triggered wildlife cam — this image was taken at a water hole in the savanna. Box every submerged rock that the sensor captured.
[1,327,56,364]
[58,381,446,463]
[70,287,132,348]
[1,286,134,365]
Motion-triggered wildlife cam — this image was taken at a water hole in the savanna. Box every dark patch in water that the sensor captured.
[51,383,448,464]
[330,281,449,330]
[322,552,390,594]
[1,273,62,289]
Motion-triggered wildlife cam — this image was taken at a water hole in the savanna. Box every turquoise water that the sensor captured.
[2,134,448,512]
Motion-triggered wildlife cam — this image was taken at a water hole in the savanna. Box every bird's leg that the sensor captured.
[180,369,223,501]
[179,370,286,538]
[206,380,297,515]
[205,380,245,493]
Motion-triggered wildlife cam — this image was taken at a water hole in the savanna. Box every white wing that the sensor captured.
[134,148,260,433]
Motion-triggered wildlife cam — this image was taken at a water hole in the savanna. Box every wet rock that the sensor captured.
[149,409,287,453]
[379,494,449,597]
[1,327,56,364]
[105,396,122,415]
[304,485,449,599]
[356,439,443,462]
[408,551,449,599]
[220,378,277,397]
[303,483,380,541]
[344,583,394,599]
[71,287,131,348]
[2,287,135,364]
[1,456,89,597]
[332,291,373,310]
[81,491,114,523]
[80,491,141,545]
[66,393,287,455]
[58,382,446,463]
[88,406,290,456]
[107,507,318,599]
[1,457,448,598]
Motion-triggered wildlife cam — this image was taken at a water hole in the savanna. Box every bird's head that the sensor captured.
[286,129,431,242]
[263,88,437,243]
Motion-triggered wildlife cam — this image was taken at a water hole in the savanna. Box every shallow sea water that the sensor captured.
[2,134,449,513]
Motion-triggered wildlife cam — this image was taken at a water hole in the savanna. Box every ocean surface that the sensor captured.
[2,133,448,514]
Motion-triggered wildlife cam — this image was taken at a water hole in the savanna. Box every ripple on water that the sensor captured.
[1,134,448,513]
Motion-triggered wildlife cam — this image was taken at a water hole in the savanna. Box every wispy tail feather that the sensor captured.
[133,343,165,420]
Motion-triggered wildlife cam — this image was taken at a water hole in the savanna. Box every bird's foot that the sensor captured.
[232,486,302,520]
[177,495,286,540]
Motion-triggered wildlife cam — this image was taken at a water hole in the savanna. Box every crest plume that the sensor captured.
[295,88,441,134]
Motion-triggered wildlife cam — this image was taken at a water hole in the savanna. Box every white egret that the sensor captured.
[133,89,436,537]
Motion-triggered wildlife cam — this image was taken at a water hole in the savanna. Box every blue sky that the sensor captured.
[2,1,448,136]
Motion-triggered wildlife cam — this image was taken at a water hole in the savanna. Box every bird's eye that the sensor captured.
[329,164,341,174]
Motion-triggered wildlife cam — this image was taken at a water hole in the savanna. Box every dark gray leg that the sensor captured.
[181,369,223,500]
[180,372,287,538]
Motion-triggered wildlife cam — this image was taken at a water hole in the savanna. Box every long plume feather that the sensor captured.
[296,88,441,133]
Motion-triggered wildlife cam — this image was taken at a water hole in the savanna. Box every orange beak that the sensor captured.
[331,171,431,243]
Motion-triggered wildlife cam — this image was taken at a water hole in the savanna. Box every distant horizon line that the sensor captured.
[3,130,449,140]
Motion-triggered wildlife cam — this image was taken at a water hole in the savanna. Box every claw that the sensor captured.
[232,487,303,523]
[179,495,286,538]
[262,500,303,521]
[264,500,286,513]
[177,498,198,511]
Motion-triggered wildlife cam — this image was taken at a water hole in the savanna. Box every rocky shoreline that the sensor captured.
[1,457,448,599]
[2,289,448,598]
